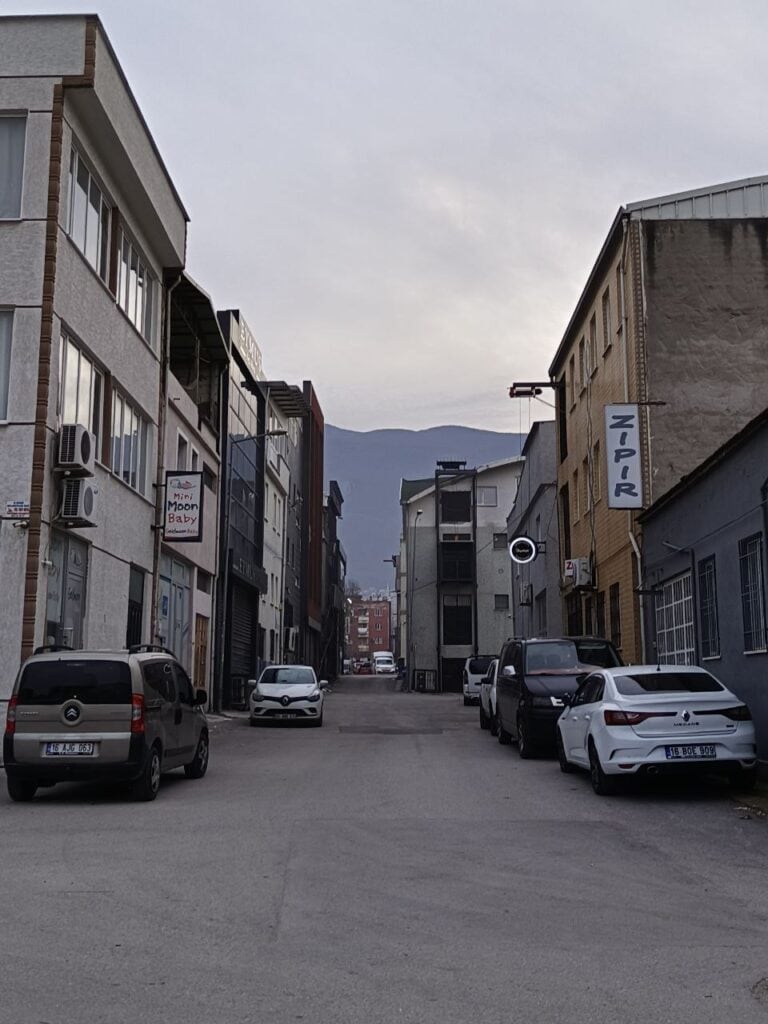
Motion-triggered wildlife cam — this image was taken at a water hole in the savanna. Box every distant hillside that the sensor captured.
[325,425,525,592]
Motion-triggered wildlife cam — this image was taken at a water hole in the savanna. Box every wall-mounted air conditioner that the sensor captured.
[57,477,99,528]
[519,581,533,606]
[285,626,298,652]
[57,424,96,476]
[574,557,593,589]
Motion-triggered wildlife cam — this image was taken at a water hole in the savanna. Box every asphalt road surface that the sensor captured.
[3,675,768,1024]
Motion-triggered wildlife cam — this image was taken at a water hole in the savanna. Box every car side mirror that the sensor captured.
[561,693,572,706]
[193,689,207,706]
[319,680,329,689]
[502,665,516,679]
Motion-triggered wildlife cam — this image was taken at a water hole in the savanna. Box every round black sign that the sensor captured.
[508,535,537,564]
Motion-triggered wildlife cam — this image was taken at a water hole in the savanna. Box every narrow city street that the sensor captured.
[3,677,768,1024]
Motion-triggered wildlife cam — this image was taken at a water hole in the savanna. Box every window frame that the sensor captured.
[67,147,110,282]
[609,582,622,650]
[0,308,13,420]
[476,485,498,508]
[0,114,27,220]
[601,288,612,354]
[59,333,104,455]
[697,556,720,659]
[738,534,767,653]
[117,227,156,345]
[111,389,150,496]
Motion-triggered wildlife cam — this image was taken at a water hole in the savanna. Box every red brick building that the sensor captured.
[348,599,391,661]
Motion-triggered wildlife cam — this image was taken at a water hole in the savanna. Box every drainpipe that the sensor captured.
[150,271,183,643]
[628,530,647,662]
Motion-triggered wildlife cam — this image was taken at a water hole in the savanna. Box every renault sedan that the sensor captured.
[248,665,327,727]
[556,664,757,795]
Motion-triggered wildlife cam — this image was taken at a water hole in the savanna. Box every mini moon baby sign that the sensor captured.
[164,471,204,541]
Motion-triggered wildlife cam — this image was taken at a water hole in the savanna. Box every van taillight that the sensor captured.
[131,694,145,733]
[5,695,17,735]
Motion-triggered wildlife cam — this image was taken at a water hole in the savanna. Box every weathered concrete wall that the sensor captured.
[643,219,768,501]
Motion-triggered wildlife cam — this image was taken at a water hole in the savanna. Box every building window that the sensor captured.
[615,266,623,342]
[68,149,109,281]
[584,595,594,634]
[375,606,382,616]
[557,375,568,461]
[609,582,621,650]
[578,337,587,390]
[698,556,720,659]
[582,456,590,513]
[0,115,25,218]
[601,288,612,353]
[196,570,212,594]
[493,532,507,550]
[568,355,576,407]
[596,590,606,636]
[176,432,188,471]
[588,315,597,376]
[535,589,547,635]
[60,336,103,450]
[572,469,579,521]
[202,463,216,492]
[111,392,149,495]
[654,573,694,664]
[494,593,509,611]
[191,447,199,471]
[739,534,767,652]
[566,592,583,636]
[0,310,12,419]
[126,566,144,648]
[117,230,155,343]
[440,490,471,523]
[476,486,497,507]
[442,594,472,644]
[559,483,571,561]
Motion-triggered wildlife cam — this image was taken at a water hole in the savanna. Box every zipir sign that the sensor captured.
[605,404,643,509]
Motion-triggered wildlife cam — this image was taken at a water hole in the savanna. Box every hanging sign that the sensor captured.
[163,471,204,541]
[509,535,538,564]
[605,404,643,509]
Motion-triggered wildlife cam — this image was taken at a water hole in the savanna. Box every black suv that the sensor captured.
[495,636,623,758]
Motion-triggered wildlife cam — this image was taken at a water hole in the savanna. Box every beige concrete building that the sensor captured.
[549,177,768,663]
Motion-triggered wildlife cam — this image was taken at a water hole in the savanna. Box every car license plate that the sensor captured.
[274,713,295,720]
[664,744,716,760]
[44,741,95,756]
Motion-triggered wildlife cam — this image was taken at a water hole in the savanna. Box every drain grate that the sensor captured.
[338,726,443,735]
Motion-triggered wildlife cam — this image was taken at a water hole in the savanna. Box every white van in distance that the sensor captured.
[372,652,396,675]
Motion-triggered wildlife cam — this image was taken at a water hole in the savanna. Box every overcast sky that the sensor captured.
[17,0,768,431]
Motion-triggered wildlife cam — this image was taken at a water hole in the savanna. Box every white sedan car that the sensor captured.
[556,664,757,795]
[479,659,498,733]
[248,665,327,727]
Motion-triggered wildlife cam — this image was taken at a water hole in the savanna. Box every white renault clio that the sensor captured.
[556,664,757,795]
[248,665,328,727]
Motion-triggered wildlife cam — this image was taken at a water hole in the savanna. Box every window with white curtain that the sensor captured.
[117,230,155,344]
[67,149,109,281]
[111,392,149,496]
[0,116,25,218]
[0,311,12,419]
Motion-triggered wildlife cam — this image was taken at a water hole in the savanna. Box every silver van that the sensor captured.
[3,645,209,802]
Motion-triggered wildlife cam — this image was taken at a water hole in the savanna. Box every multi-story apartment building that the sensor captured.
[158,275,227,693]
[0,15,187,706]
[301,382,325,673]
[399,457,522,691]
[506,420,562,640]
[348,598,391,662]
[320,481,346,680]
[549,177,768,662]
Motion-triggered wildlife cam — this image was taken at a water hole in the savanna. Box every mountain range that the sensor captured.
[324,425,526,592]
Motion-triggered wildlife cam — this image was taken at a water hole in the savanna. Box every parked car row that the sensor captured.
[474,636,758,795]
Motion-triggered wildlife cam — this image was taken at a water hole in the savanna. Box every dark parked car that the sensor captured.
[495,636,623,758]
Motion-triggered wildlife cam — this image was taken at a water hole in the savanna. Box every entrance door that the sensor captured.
[194,614,209,693]
[45,532,88,649]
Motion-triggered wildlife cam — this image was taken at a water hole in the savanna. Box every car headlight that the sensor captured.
[307,690,321,703]
[251,691,264,703]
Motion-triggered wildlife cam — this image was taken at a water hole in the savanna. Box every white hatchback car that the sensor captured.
[248,665,327,727]
[462,655,495,706]
[556,664,757,795]
[479,659,498,733]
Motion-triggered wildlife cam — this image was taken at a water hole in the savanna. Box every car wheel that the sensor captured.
[729,765,758,792]
[479,703,489,730]
[556,730,575,773]
[184,731,209,779]
[7,776,38,802]
[463,696,471,707]
[132,745,162,802]
[497,713,512,745]
[588,740,619,796]
[489,710,499,737]
[517,716,535,759]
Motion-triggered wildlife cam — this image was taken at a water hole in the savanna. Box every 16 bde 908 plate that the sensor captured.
[664,744,716,760]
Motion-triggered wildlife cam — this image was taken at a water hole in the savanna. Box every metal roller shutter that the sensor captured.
[230,585,256,677]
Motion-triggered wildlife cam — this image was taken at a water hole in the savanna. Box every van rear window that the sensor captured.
[468,657,493,674]
[17,661,132,705]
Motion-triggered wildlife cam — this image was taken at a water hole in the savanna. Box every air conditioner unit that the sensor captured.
[285,626,298,652]
[574,557,593,589]
[519,581,533,606]
[57,477,99,528]
[57,424,96,476]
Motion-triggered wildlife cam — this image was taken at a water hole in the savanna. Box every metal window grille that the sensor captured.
[609,582,621,650]
[697,557,720,658]
[739,534,767,652]
[654,572,695,664]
